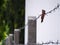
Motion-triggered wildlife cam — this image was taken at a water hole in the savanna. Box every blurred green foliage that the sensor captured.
[0,0,25,44]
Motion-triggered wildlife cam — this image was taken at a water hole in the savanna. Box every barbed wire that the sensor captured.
[35,3,60,20]
[40,40,60,45]
[19,4,60,30]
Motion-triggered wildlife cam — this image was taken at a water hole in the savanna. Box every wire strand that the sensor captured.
[20,4,60,30]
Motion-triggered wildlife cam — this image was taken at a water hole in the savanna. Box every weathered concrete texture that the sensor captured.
[5,34,13,45]
[14,29,20,45]
[28,16,36,45]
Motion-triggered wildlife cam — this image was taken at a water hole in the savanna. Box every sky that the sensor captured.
[25,0,60,44]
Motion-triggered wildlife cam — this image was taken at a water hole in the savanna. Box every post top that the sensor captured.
[14,29,20,31]
[28,16,36,20]
[9,34,13,36]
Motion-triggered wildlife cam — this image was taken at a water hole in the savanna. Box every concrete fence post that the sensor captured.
[28,16,36,45]
[14,29,20,45]
[5,34,13,45]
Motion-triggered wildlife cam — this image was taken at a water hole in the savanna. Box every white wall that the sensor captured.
[25,0,60,44]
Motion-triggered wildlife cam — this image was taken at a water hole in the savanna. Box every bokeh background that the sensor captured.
[0,0,25,45]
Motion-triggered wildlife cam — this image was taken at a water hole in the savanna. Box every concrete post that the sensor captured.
[14,29,20,45]
[28,16,36,45]
[5,34,13,45]
[5,37,9,45]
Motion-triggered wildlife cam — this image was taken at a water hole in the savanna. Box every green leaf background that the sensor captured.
[0,0,25,44]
